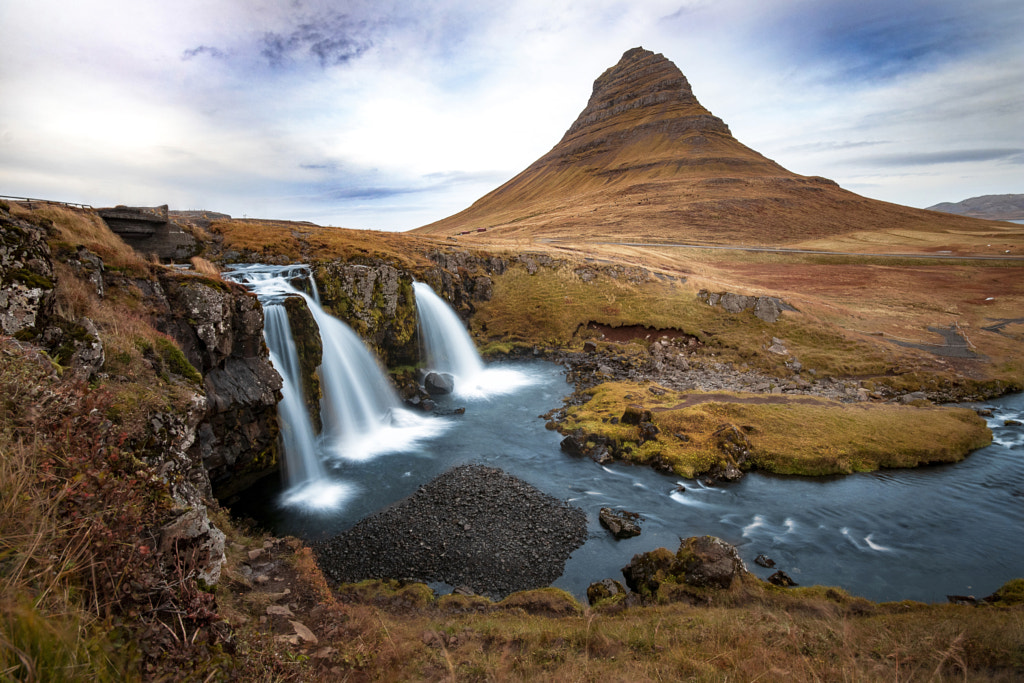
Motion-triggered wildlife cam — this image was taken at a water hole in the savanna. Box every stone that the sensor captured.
[424,371,455,395]
[289,620,318,644]
[586,578,628,605]
[583,340,598,353]
[675,536,748,590]
[621,547,676,595]
[157,507,227,585]
[599,507,642,539]
[768,570,798,587]
[754,554,776,568]
[559,434,586,456]
[620,404,651,425]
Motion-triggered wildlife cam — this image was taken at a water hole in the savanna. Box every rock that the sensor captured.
[559,434,587,456]
[900,391,928,404]
[266,604,295,617]
[620,404,652,425]
[586,578,628,605]
[0,205,55,335]
[621,547,676,595]
[598,507,642,539]
[289,620,318,644]
[424,371,455,395]
[675,536,748,590]
[754,554,776,568]
[583,340,598,353]
[768,570,798,587]
[1005,419,1022,426]
[638,421,660,442]
[767,337,788,355]
[158,507,227,585]
[753,297,782,323]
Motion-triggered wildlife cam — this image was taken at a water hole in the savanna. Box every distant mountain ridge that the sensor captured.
[927,194,1024,221]
[415,47,995,244]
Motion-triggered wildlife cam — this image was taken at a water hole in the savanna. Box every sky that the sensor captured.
[1,0,1021,231]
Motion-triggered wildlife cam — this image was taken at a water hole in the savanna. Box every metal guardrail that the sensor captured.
[0,194,93,209]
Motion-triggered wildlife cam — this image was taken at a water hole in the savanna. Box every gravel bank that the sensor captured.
[313,464,587,599]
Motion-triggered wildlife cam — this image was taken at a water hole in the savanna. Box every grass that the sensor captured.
[560,382,992,477]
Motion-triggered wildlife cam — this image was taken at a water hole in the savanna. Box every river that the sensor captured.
[232,360,1024,604]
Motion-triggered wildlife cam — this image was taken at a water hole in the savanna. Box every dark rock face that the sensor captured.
[283,295,323,433]
[0,205,55,335]
[599,507,642,539]
[424,371,455,395]
[313,260,418,367]
[755,554,776,568]
[157,273,282,498]
[314,464,587,599]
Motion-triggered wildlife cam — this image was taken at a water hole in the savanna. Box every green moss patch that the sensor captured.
[561,382,992,478]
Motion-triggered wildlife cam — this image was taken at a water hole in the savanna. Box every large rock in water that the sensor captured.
[314,464,587,599]
[424,371,455,395]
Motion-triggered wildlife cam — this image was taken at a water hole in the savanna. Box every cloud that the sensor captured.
[182,45,227,61]
[856,148,1024,167]
[259,14,378,68]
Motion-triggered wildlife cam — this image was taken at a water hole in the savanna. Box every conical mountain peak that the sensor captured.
[416,48,990,244]
[562,47,725,140]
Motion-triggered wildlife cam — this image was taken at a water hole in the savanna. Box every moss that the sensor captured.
[497,587,583,617]
[987,578,1024,606]
[6,268,54,290]
[155,337,202,385]
[560,381,993,479]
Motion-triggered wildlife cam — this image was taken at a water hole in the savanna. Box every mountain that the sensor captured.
[928,194,1024,221]
[415,47,994,244]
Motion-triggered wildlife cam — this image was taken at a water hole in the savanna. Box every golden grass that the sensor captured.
[561,382,992,477]
[10,204,150,274]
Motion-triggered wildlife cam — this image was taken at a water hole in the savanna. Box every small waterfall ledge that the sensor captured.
[225,265,447,509]
[413,281,534,398]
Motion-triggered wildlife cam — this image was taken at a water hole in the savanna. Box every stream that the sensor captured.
[232,360,1024,604]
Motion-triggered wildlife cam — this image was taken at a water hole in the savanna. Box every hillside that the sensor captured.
[928,194,1024,221]
[415,48,1003,246]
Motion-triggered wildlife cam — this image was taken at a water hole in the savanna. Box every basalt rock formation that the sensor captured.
[416,47,997,244]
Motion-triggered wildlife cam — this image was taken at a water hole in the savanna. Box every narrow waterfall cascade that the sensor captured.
[413,281,533,398]
[224,264,447,508]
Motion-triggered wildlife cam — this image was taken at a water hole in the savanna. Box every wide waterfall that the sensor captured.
[413,281,533,397]
[225,265,446,509]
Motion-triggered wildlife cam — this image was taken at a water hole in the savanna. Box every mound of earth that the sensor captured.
[313,464,587,599]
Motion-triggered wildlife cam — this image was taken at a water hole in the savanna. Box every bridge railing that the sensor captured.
[0,194,94,209]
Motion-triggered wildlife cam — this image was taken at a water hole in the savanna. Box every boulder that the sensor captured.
[768,570,798,587]
[620,404,652,425]
[158,507,227,585]
[754,554,776,568]
[675,535,748,590]
[424,371,455,395]
[621,547,676,595]
[599,507,642,539]
[586,578,628,606]
[559,434,587,456]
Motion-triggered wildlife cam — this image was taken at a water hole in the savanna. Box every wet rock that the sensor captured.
[755,554,776,568]
[599,507,642,539]
[424,371,455,395]
[1004,419,1022,426]
[768,570,798,587]
[621,547,676,595]
[559,434,587,456]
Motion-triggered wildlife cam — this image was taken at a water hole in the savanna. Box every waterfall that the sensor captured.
[413,281,485,383]
[224,264,446,508]
[413,281,534,398]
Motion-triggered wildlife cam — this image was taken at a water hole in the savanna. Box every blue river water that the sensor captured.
[233,360,1024,604]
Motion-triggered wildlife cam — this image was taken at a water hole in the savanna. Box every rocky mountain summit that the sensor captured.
[416,47,996,244]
